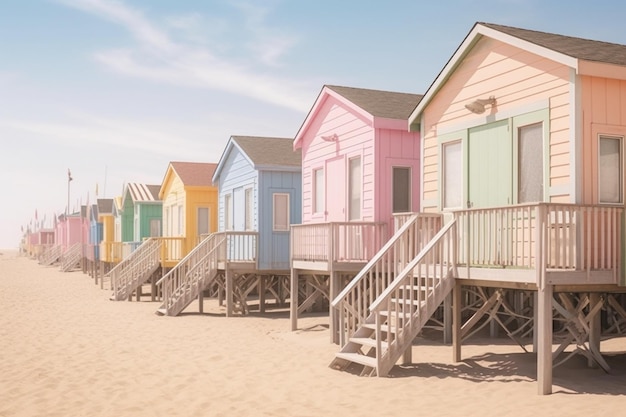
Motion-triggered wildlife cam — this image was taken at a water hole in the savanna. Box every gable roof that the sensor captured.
[97,198,114,215]
[326,85,423,119]
[123,183,161,207]
[480,22,626,66]
[213,136,301,182]
[294,85,423,149]
[409,21,626,129]
[170,161,218,186]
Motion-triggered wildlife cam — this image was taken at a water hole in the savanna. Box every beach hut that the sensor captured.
[84,203,101,277]
[330,22,626,394]
[156,136,302,317]
[289,85,430,339]
[158,161,218,268]
[108,183,163,301]
[95,198,115,277]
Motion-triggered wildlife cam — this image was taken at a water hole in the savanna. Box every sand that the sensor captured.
[1,250,625,417]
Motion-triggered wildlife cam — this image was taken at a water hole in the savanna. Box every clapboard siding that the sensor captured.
[421,37,571,210]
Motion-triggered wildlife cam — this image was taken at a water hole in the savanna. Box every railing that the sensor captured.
[332,213,442,346]
[369,219,457,376]
[156,231,257,315]
[121,241,142,259]
[39,245,63,266]
[156,233,225,315]
[60,243,83,272]
[155,237,185,265]
[218,231,258,262]
[291,222,387,263]
[454,203,622,277]
[109,238,162,300]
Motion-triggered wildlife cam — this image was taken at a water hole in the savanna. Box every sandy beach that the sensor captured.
[1,251,625,417]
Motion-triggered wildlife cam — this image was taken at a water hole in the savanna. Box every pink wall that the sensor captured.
[297,92,420,230]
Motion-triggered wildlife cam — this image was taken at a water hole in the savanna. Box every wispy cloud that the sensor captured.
[0,111,219,161]
[56,0,313,112]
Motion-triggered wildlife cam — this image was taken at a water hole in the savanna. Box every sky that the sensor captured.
[3,0,626,249]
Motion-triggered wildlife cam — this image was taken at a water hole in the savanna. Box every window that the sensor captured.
[224,194,233,230]
[348,157,361,220]
[273,193,290,231]
[518,123,543,203]
[599,135,623,204]
[245,188,254,230]
[177,205,184,236]
[443,141,462,209]
[313,168,324,214]
[197,207,209,235]
[149,219,161,237]
[392,167,411,213]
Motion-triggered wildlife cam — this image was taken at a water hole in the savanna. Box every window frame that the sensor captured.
[598,134,624,205]
[272,193,290,232]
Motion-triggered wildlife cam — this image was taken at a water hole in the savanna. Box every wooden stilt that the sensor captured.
[259,275,266,314]
[290,269,298,331]
[588,293,601,368]
[198,290,204,314]
[452,280,462,363]
[225,266,233,317]
[536,284,553,395]
[443,292,452,344]
[329,271,338,344]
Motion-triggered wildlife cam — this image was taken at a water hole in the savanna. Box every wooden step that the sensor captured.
[390,297,427,307]
[155,307,167,316]
[349,337,388,350]
[363,323,396,334]
[335,352,377,369]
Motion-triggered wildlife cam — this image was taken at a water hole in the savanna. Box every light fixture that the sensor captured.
[465,96,496,114]
[321,133,338,142]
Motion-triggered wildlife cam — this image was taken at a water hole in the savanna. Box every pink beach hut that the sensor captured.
[289,85,432,339]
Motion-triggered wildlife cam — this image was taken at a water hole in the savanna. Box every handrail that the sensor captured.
[330,213,442,346]
[369,219,456,312]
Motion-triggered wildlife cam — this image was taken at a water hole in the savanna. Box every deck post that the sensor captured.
[290,268,298,330]
[536,283,553,395]
[225,265,233,317]
[588,292,601,368]
[443,293,452,344]
[259,275,266,314]
[198,289,204,314]
[452,281,462,362]
[329,270,338,344]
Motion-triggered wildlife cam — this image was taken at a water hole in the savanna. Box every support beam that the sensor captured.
[290,269,298,331]
[536,284,553,395]
[225,266,233,317]
[452,281,462,363]
[588,293,601,368]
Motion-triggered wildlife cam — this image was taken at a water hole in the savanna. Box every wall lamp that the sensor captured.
[465,96,496,114]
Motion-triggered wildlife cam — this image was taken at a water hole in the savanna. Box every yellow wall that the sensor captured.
[161,167,218,257]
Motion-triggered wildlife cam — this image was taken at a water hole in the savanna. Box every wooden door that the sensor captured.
[468,120,512,208]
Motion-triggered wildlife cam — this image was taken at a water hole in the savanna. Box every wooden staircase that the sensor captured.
[60,243,82,272]
[39,245,63,266]
[156,233,225,316]
[109,238,162,301]
[330,219,457,376]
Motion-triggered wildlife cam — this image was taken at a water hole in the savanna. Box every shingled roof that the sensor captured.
[231,136,301,168]
[170,161,217,187]
[480,22,626,67]
[326,85,423,119]
[97,198,114,214]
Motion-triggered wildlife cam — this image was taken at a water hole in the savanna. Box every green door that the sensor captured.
[467,120,512,208]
